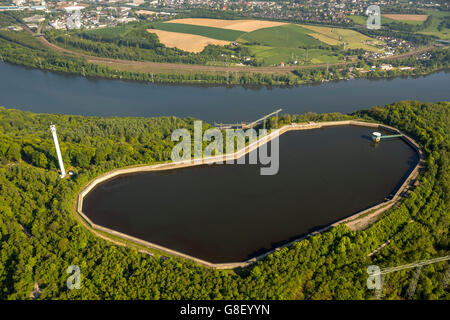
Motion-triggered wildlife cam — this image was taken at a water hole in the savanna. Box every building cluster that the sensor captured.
[45,2,138,30]
[417,52,431,60]
[2,0,446,28]
[1,0,445,34]
[5,0,445,23]
[355,63,414,74]
[120,0,447,24]
[363,36,415,59]
[0,0,46,11]
[1,1,139,30]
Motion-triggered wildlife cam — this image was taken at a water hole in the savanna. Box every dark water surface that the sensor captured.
[0,62,449,123]
[82,126,419,263]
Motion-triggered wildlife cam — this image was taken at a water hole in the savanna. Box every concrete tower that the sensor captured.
[372,132,381,143]
[50,124,66,178]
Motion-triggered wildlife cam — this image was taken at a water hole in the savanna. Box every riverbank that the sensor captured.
[1,46,448,87]
[0,26,448,86]
[76,120,423,269]
[2,61,450,124]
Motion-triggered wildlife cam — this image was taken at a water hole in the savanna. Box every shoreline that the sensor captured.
[0,59,448,90]
[75,120,423,269]
[2,18,446,87]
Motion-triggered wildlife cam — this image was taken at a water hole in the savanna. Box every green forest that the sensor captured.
[0,9,449,87]
[0,100,448,299]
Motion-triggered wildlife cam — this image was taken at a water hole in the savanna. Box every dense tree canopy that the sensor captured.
[0,101,448,299]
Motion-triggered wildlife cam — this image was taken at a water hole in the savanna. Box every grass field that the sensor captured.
[349,11,449,40]
[246,45,341,65]
[150,22,245,41]
[299,25,382,51]
[349,15,424,26]
[418,10,450,40]
[238,24,322,48]
[235,24,346,65]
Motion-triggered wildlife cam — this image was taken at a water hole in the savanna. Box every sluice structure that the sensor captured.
[372,131,403,142]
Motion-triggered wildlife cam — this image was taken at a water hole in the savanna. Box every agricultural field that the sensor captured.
[246,45,341,66]
[418,10,450,40]
[51,17,387,66]
[382,14,428,22]
[299,25,383,51]
[150,22,246,41]
[349,11,449,40]
[238,24,322,48]
[146,29,231,53]
[166,18,287,32]
[349,15,425,26]
[144,18,381,65]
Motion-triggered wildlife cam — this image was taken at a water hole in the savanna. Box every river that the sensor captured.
[0,62,449,123]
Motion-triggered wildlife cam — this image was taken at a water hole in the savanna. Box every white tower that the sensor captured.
[50,124,66,178]
[372,132,382,143]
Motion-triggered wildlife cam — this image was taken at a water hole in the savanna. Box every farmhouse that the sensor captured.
[380,64,394,71]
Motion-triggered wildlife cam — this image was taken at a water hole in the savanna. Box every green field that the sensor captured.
[349,15,425,26]
[299,24,382,51]
[350,11,450,40]
[151,22,246,41]
[418,10,450,40]
[237,24,339,66]
[382,15,425,25]
[238,24,323,48]
[148,22,339,65]
[348,15,366,25]
[246,45,341,66]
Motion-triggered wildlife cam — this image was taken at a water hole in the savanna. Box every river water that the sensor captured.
[0,62,449,123]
